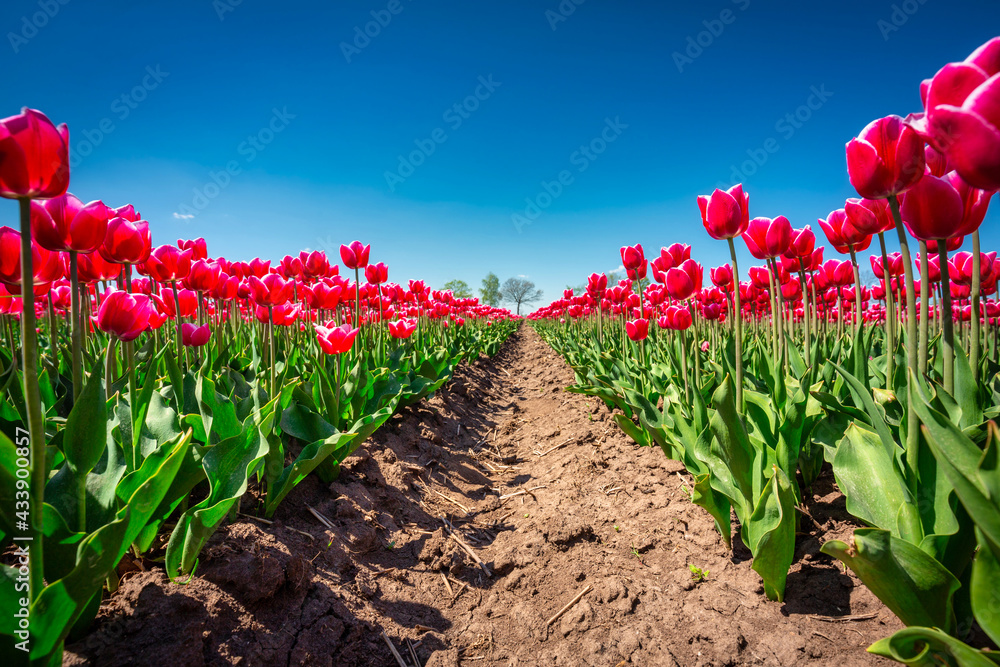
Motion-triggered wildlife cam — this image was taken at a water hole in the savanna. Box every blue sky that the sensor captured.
[3,0,998,308]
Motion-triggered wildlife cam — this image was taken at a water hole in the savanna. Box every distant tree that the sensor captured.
[442,279,472,298]
[606,270,624,285]
[500,277,543,315]
[565,284,586,296]
[480,272,501,306]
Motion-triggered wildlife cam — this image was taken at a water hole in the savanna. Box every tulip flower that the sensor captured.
[388,318,418,339]
[0,226,29,285]
[846,115,925,200]
[711,264,733,289]
[899,173,966,242]
[177,238,208,260]
[908,37,1000,190]
[316,323,359,354]
[0,108,70,200]
[96,290,152,342]
[156,288,199,319]
[77,251,121,283]
[951,251,998,285]
[30,194,111,254]
[145,244,194,283]
[365,262,388,285]
[181,323,212,347]
[625,318,649,341]
[818,209,871,254]
[247,258,271,277]
[99,217,151,264]
[742,216,791,260]
[698,184,750,240]
[660,243,692,267]
[784,226,816,259]
[248,273,293,307]
[340,241,370,270]
[186,259,223,292]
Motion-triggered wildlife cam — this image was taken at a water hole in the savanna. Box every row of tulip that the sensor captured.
[0,107,518,664]
[531,36,1000,667]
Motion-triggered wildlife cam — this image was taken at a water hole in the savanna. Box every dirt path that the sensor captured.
[65,325,900,666]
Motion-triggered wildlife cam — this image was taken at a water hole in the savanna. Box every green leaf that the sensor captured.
[706,375,755,520]
[971,528,1000,647]
[868,626,1000,666]
[165,417,269,577]
[265,431,357,516]
[196,372,242,444]
[831,422,916,540]
[746,466,796,602]
[63,360,107,476]
[832,361,898,461]
[821,528,960,631]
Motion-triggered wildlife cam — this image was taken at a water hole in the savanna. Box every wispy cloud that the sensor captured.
[173,212,194,220]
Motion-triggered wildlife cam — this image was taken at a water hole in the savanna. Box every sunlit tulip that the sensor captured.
[181,323,211,347]
[899,173,965,241]
[698,184,750,240]
[846,115,925,199]
[742,216,791,259]
[145,245,193,283]
[316,323,359,354]
[177,238,208,260]
[365,262,388,285]
[340,241,370,270]
[388,318,418,339]
[784,226,816,259]
[625,318,649,341]
[100,217,151,264]
[0,108,70,200]
[909,37,1000,189]
[30,194,111,253]
[96,290,152,342]
[817,209,872,254]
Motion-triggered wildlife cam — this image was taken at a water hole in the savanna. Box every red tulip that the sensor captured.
[710,264,733,289]
[77,252,120,283]
[945,171,994,237]
[177,238,208,260]
[846,115,925,199]
[822,259,854,287]
[186,259,222,292]
[156,288,198,319]
[871,252,906,278]
[625,318,649,341]
[100,217,151,264]
[145,245,193,283]
[844,198,895,236]
[30,194,111,253]
[0,226,28,284]
[97,290,152,342]
[817,209,872,254]
[698,184,750,240]
[248,273,293,307]
[181,323,211,347]
[665,259,702,301]
[299,250,332,279]
[784,226,816,259]
[340,241,370,270]
[742,215,791,259]
[899,173,965,241]
[247,258,271,277]
[748,266,772,290]
[909,38,1000,190]
[951,251,997,285]
[365,262,388,285]
[316,323,359,354]
[0,108,70,200]
[388,318,418,339]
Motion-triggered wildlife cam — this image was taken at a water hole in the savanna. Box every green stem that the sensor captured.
[70,251,83,403]
[727,238,743,409]
[877,232,896,389]
[268,306,277,400]
[937,242,954,394]
[888,194,919,494]
[971,231,982,384]
[918,242,930,378]
[19,198,46,602]
[849,248,864,339]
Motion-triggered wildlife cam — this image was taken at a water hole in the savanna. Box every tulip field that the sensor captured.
[1,29,1000,667]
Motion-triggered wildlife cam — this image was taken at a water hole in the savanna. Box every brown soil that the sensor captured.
[64,325,902,666]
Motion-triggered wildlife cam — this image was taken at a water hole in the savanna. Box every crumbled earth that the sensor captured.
[65,325,903,666]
